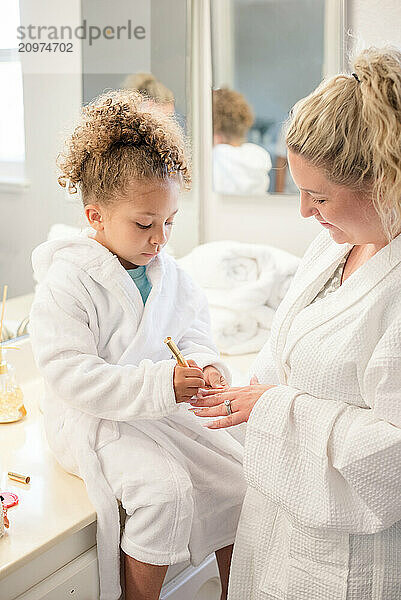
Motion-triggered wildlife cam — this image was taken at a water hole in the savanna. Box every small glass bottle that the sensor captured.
[0,347,24,422]
[0,496,4,537]
[0,495,9,536]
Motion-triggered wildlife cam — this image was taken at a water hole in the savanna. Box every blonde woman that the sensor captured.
[192,46,401,599]
[212,88,272,195]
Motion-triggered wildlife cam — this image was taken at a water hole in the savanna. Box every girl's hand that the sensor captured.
[202,365,229,389]
[173,359,206,403]
[189,375,275,428]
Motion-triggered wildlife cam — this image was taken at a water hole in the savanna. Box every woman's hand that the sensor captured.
[173,359,206,403]
[189,375,275,428]
[202,365,229,389]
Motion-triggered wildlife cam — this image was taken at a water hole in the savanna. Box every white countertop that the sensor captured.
[0,339,256,581]
[0,378,96,580]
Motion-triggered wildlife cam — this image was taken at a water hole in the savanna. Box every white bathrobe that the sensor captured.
[228,229,401,600]
[213,142,272,195]
[29,229,244,600]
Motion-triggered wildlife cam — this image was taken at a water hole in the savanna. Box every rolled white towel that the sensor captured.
[210,305,275,355]
[178,240,300,309]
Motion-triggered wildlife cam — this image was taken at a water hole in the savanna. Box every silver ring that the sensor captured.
[224,399,232,415]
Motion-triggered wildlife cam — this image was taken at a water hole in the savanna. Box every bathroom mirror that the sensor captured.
[210,0,342,196]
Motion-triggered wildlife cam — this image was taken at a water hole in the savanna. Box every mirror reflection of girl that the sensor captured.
[193,47,401,599]
[29,90,246,600]
[212,88,272,195]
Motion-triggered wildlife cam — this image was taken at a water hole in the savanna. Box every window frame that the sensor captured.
[0,35,28,189]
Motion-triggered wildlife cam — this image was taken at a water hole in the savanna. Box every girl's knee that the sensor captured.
[121,473,193,517]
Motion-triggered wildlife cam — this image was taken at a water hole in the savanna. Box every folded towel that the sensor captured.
[179,240,300,354]
[210,305,275,355]
[178,240,300,310]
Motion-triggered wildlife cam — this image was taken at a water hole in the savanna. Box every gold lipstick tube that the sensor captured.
[8,472,30,484]
[164,337,189,367]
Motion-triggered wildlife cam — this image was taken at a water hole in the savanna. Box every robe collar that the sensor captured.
[79,229,167,316]
[271,231,401,382]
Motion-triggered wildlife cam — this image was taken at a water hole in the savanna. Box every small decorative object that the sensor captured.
[0,491,19,508]
[0,495,10,536]
[0,286,26,424]
[0,496,3,537]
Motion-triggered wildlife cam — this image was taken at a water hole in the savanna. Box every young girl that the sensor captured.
[29,90,246,600]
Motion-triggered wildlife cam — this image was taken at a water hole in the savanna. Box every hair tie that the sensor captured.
[63,178,81,202]
[352,72,361,83]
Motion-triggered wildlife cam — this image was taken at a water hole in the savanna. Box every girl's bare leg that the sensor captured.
[124,544,233,600]
[215,544,234,600]
[124,552,168,600]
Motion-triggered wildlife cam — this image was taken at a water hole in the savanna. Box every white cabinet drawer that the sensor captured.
[0,522,97,600]
[14,547,99,600]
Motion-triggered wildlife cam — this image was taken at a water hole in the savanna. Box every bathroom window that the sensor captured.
[0,1,25,182]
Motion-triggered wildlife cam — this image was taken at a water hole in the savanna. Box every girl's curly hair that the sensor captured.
[57,89,191,204]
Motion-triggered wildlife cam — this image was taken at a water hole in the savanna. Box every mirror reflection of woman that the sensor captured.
[192,46,401,599]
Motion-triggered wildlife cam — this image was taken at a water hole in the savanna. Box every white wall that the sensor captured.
[346,0,401,56]
[206,193,321,257]
[1,0,84,299]
[0,73,84,300]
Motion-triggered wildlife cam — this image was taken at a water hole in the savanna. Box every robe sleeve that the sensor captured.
[248,335,280,385]
[177,285,232,384]
[243,318,401,534]
[29,284,178,421]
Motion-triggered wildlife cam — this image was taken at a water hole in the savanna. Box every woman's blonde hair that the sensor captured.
[212,88,254,142]
[122,72,175,104]
[286,46,401,240]
[57,89,190,204]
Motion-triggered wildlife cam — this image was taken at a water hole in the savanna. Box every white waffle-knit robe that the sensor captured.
[228,229,401,600]
[29,229,243,600]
